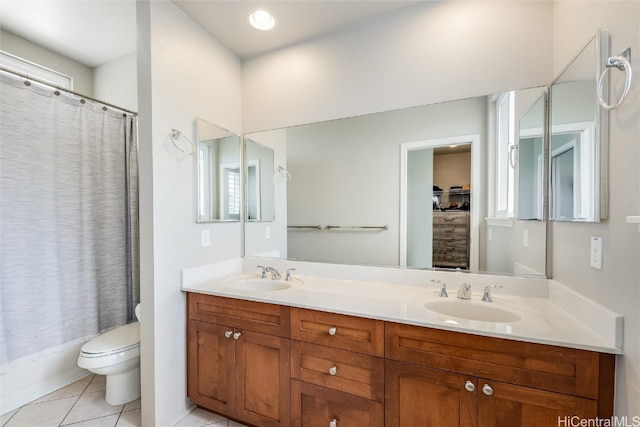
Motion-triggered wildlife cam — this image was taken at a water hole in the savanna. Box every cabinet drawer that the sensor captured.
[291,341,384,401]
[432,225,468,236]
[291,380,383,427]
[291,308,384,356]
[385,322,615,400]
[433,212,469,225]
[188,293,290,338]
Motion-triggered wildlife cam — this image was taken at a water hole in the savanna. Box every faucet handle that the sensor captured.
[431,279,448,298]
[482,285,503,302]
[257,265,267,279]
[285,268,296,281]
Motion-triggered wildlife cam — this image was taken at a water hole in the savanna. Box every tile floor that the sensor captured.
[1,375,248,427]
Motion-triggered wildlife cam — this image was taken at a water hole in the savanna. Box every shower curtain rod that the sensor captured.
[0,66,138,117]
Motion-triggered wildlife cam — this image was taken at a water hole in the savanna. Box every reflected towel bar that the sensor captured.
[326,225,388,230]
[288,225,322,229]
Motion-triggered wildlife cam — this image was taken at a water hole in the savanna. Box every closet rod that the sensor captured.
[0,66,138,116]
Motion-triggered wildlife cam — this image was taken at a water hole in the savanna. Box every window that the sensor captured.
[226,168,241,219]
[1,51,73,89]
[495,91,515,218]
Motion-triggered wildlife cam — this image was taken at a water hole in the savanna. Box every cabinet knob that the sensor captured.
[329,418,337,427]
[329,366,337,376]
[328,327,337,336]
[224,330,233,338]
[482,384,494,396]
[464,380,475,392]
[233,332,242,340]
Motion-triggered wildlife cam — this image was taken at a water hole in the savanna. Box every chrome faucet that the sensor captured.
[482,285,503,302]
[457,283,471,300]
[265,267,281,280]
[257,265,268,278]
[285,268,296,281]
[257,265,281,280]
[431,279,448,298]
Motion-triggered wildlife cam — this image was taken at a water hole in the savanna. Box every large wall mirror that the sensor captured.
[244,87,549,278]
[549,30,609,222]
[196,118,241,223]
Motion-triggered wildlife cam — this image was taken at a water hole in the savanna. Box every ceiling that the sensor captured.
[0,0,418,68]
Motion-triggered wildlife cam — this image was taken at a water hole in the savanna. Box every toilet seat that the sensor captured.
[80,322,139,357]
[78,322,140,370]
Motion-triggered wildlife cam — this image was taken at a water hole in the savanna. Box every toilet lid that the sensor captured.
[81,321,140,355]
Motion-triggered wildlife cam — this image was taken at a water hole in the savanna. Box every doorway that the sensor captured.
[400,135,480,270]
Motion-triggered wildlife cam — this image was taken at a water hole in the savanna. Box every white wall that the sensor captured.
[551,0,640,415]
[242,1,553,132]
[136,2,242,425]
[0,29,94,95]
[94,52,138,112]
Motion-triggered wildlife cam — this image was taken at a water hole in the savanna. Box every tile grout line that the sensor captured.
[58,374,95,427]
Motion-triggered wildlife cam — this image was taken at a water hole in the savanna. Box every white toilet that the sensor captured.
[78,304,141,405]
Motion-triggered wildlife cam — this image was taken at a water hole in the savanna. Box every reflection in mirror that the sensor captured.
[245,138,275,222]
[196,118,241,223]
[550,31,608,222]
[518,92,546,221]
[245,89,548,278]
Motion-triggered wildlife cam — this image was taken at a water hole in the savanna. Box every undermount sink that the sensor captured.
[424,300,521,323]
[224,276,303,292]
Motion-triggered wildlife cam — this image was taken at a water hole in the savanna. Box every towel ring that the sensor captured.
[170,129,196,155]
[597,50,632,110]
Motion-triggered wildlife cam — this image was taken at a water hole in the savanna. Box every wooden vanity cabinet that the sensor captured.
[385,322,615,427]
[187,293,291,427]
[290,308,385,427]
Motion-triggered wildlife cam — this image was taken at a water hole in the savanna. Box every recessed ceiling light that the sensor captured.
[248,9,276,31]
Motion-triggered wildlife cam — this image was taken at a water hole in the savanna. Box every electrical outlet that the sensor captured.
[590,236,603,269]
[201,229,210,247]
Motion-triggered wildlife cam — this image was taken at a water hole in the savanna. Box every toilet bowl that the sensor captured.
[78,305,141,405]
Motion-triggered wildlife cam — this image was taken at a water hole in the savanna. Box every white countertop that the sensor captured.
[181,258,623,355]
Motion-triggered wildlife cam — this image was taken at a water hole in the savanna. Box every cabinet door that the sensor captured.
[386,360,477,427]
[291,380,383,427]
[187,320,235,415]
[235,330,291,427]
[477,380,598,427]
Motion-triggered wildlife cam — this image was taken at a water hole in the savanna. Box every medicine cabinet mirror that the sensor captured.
[196,118,241,223]
[518,91,547,221]
[245,138,275,222]
[549,30,609,222]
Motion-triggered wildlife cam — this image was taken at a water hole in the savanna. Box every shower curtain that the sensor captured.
[0,71,139,373]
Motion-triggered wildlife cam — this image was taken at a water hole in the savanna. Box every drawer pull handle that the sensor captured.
[464,381,475,392]
[328,327,337,336]
[329,366,337,376]
[224,330,233,338]
[329,419,337,427]
[233,332,242,340]
[482,384,494,396]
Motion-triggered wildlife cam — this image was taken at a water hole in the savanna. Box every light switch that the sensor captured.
[201,229,210,247]
[522,228,528,247]
[265,226,271,240]
[590,236,603,269]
